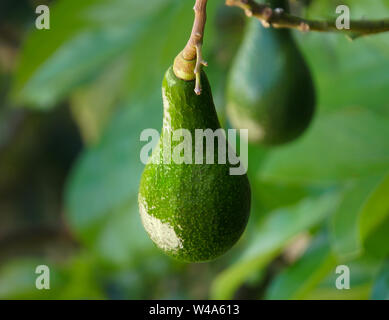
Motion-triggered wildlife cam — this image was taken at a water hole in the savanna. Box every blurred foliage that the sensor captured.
[0,0,388,299]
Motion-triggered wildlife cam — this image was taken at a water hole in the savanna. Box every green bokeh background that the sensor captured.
[0,0,388,299]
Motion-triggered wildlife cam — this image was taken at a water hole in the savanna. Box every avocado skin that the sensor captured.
[138,67,251,263]
[226,18,316,145]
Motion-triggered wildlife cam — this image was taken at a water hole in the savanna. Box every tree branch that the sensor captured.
[226,0,389,38]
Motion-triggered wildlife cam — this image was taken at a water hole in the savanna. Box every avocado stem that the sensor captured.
[183,0,208,61]
[194,43,208,74]
[173,0,208,95]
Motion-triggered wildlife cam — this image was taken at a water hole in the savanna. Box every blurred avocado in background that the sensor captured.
[0,0,389,299]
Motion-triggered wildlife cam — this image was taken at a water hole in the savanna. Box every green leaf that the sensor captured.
[210,192,339,299]
[307,0,389,20]
[0,259,65,299]
[304,256,382,300]
[70,55,130,144]
[57,253,106,299]
[330,172,389,260]
[371,260,389,300]
[305,284,371,300]
[20,27,144,108]
[93,202,161,266]
[11,0,192,108]
[301,2,389,113]
[260,108,389,185]
[363,217,389,259]
[65,97,161,252]
[359,173,389,240]
[12,0,103,96]
[265,235,337,300]
[330,176,381,259]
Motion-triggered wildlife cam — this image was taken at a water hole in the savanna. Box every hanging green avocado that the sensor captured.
[138,58,251,263]
[226,0,316,145]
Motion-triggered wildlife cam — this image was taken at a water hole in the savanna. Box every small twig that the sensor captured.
[226,0,389,37]
[194,43,208,94]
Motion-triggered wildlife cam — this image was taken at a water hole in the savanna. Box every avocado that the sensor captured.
[226,0,316,145]
[138,66,251,263]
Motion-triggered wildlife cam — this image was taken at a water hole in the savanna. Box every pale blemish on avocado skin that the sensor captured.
[139,194,183,252]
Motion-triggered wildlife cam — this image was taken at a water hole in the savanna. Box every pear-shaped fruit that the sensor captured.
[226,0,316,145]
[138,66,251,263]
